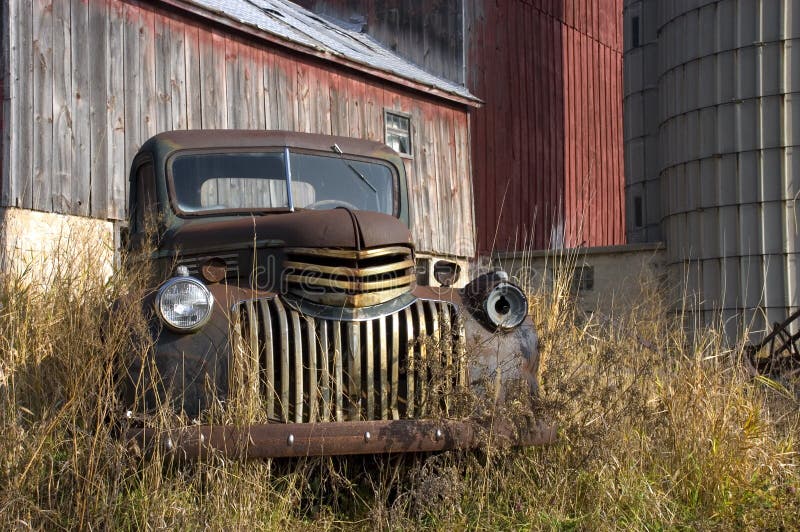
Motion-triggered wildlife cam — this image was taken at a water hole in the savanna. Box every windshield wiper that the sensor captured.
[332,143,377,193]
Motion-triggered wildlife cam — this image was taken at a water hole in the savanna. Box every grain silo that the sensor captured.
[624,0,800,339]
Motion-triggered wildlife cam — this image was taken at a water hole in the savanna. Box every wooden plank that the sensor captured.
[88,0,109,218]
[225,36,240,128]
[154,13,170,133]
[70,0,90,215]
[363,84,381,142]
[346,77,364,139]
[311,65,331,135]
[52,0,72,213]
[139,7,157,141]
[296,64,311,133]
[30,0,52,211]
[454,111,475,257]
[248,42,265,129]
[15,0,33,208]
[168,17,187,130]
[328,69,345,136]
[273,56,292,130]
[1,0,13,206]
[108,1,125,219]
[122,1,142,197]
[198,29,220,128]
[184,22,202,129]
[260,50,278,129]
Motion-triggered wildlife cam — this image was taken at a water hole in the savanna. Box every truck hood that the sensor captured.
[159,208,414,254]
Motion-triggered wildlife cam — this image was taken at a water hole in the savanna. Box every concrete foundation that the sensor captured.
[494,243,666,319]
[0,207,115,284]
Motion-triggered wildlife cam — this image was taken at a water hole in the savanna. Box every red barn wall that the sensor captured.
[468,0,625,253]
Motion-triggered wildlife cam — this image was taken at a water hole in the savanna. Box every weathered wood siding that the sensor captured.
[1,0,475,257]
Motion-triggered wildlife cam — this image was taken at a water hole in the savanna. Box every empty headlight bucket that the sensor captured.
[484,282,528,330]
[155,276,214,332]
[463,271,528,331]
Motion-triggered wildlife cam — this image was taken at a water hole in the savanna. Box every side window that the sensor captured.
[134,161,157,233]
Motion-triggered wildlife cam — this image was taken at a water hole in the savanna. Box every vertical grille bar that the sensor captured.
[319,320,331,421]
[259,299,275,419]
[291,312,304,423]
[441,303,452,415]
[426,301,440,416]
[404,306,415,418]
[305,316,318,422]
[416,301,427,416]
[347,322,361,420]
[245,301,260,408]
[378,316,389,420]
[333,323,344,421]
[364,319,375,420]
[390,312,400,420]
[274,302,290,422]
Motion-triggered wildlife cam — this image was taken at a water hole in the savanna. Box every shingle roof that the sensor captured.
[181,0,480,104]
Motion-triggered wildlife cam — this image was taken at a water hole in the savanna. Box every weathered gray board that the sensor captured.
[0,0,475,258]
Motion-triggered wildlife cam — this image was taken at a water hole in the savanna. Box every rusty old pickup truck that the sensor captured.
[120,130,553,458]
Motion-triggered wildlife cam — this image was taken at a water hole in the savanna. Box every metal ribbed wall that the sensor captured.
[623,0,661,242]
[628,0,800,338]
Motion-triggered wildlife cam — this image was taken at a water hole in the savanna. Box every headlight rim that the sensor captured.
[482,281,528,331]
[155,276,215,333]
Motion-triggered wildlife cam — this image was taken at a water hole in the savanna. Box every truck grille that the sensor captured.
[231,297,467,422]
[283,246,415,307]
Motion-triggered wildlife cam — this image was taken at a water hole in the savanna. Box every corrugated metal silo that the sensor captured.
[623,0,662,243]
[639,0,800,338]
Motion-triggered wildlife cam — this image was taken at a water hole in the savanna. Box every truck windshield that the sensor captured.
[169,150,397,215]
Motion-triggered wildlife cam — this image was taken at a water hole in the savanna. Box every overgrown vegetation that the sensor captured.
[0,233,798,530]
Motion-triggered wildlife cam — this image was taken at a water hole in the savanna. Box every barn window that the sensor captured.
[384,111,412,156]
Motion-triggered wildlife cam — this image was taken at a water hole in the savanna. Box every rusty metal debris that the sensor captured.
[746,308,800,377]
[126,418,557,460]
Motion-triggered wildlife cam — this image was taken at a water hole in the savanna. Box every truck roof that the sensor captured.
[139,130,403,162]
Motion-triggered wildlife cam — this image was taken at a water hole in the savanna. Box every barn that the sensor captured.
[0,0,480,277]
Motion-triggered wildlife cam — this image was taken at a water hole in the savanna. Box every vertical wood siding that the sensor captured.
[467,0,625,253]
[2,0,474,257]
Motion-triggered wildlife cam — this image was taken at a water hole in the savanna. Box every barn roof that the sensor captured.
[161,0,481,106]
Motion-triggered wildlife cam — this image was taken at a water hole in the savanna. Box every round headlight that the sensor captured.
[156,277,214,332]
[484,283,528,330]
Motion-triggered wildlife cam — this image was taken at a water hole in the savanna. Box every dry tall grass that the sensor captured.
[0,234,798,530]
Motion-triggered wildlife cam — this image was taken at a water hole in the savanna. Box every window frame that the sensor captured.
[384,109,413,158]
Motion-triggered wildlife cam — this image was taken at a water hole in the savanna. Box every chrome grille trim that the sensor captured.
[283,246,415,307]
[177,253,239,278]
[232,297,466,422]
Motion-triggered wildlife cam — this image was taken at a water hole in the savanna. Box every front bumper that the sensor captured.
[127,417,556,459]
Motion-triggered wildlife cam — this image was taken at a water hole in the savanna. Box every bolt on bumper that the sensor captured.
[126,417,556,459]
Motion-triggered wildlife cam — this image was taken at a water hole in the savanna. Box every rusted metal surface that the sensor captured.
[746,308,800,377]
[466,0,625,253]
[127,417,557,459]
